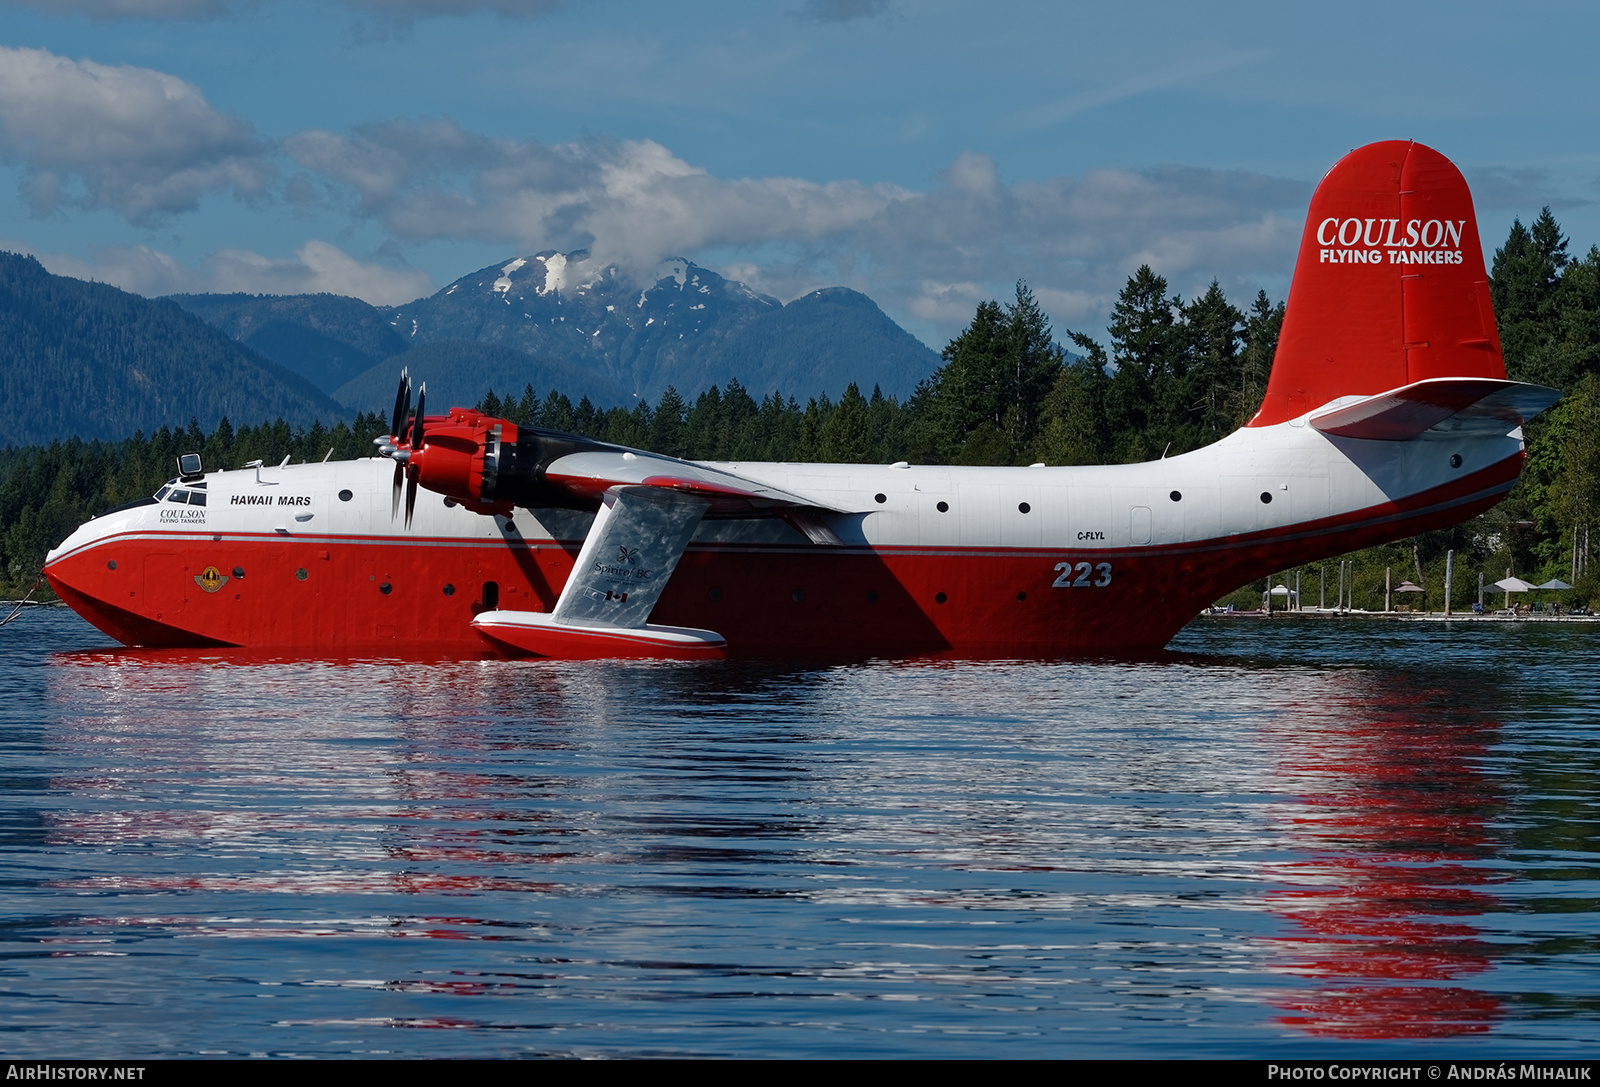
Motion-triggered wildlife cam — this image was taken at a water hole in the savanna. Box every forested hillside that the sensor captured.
[331,340,631,411]
[167,292,409,395]
[0,253,345,446]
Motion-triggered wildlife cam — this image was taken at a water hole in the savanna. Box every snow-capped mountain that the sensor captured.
[383,252,935,402]
[171,252,941,412]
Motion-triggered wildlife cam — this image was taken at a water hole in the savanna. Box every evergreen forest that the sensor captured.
[6,210,1600,615]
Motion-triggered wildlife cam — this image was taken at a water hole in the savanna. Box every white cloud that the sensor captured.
[8,238,433,305]
[941,152,1001,196]
[204,239,434,303]
[6,68,1310,344]
[1,239,202,295]
[906,280,991,326]
[288,118,1311,341]
[763,160,1307,339]
[288,121,912,276]
[0,46,270,224]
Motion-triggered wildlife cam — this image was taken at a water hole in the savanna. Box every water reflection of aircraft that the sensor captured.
[1267,684,1503,1038]
[45,142,1558,657]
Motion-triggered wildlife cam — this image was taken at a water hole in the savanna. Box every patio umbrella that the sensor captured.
[1494,576,1538,611]
[1535,578,1575,615]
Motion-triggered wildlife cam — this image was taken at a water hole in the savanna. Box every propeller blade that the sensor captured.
[402,384,424,527]
[389,368,410,441]
[391,461,404,520]
[411,384,426,450]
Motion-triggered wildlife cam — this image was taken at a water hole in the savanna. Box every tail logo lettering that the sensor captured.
[1316,217,1465,266]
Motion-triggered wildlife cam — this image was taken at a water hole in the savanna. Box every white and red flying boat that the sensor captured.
[44,142,1559,658]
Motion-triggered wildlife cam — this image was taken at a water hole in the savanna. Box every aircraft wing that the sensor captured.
[540,449,840,514]
[1309,377,1560,441]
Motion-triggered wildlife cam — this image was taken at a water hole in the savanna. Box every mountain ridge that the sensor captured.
[172,252,940,410]
[0,252,347,448]
[0,249,944,446]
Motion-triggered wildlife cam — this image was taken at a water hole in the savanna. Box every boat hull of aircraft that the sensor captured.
[42,141,1561,657]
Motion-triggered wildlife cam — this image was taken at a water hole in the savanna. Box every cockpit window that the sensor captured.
[155,484,207,505]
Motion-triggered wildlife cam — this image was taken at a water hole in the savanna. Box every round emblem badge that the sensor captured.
[194,565,230,593]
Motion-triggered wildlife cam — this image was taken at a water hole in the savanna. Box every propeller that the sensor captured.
[404,383,425,529]
[376,369,504,526]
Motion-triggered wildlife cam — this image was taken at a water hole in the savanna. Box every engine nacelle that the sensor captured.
[403,408,625,514]
[405,408,516,517]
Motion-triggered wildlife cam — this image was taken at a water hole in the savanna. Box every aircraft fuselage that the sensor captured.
[43,417,1525,655]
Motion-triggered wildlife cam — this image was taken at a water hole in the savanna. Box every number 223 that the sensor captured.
[1052,561,1113,588]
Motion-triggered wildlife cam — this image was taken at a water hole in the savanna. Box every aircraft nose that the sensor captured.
[46,521,99,566]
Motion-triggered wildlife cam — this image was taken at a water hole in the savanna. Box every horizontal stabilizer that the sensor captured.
[1309,377,1559,441]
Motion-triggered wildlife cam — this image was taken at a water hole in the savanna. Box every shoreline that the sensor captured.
[1200,608,1600,623]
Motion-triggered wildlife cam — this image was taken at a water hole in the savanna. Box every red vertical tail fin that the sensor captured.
[1249,141,1505,428]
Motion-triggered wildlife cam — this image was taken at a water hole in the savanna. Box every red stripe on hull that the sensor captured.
[43,456,1521,656]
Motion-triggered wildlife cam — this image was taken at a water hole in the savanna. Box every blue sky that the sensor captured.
[2,0,1597,350]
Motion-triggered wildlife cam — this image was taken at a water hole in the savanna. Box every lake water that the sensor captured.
[1,608,1596,1058]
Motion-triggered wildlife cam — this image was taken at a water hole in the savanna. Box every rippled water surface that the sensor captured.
[2,608,1597,1057]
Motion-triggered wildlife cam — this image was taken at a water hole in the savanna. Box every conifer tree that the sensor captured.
[927,281,1063,463]
[515,385,540,425]
[541,391,575,434]
[818,383,873,463]
[649,387,686,457]
[1106,266,1178,462]
[1238,291,1283,427]
[1032,333,1109,466]
[1492,209,1570,385]
[1177,282,1246,451]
